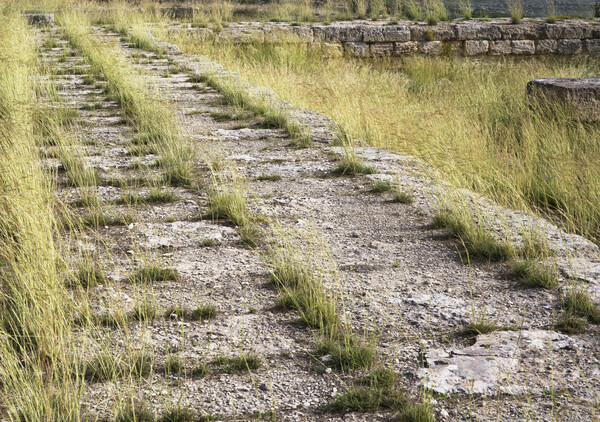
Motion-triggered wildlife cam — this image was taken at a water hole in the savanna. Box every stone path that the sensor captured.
[36,23,600,422]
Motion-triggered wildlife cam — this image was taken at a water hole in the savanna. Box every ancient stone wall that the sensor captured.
[178,19,600,57]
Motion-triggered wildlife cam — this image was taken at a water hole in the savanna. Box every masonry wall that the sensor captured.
[180,19,600,57]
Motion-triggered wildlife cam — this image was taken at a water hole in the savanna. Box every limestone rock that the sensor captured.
[420,330,579,395]
[527,77,600,121]
[24,13,54,26]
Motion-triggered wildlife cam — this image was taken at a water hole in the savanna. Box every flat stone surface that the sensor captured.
[527,77,600,120]
[421,330,581,395]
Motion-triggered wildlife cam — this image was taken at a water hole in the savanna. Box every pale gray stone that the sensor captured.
[527,77,600,121]
[511,39,535,54]
[343,42,369,57]
[536,39,558,54]
[585,39,600,52]
[394,41,418,55]
[557,38,583,54]
[420,331,579,396]
[489,40,512,55]
[370,42,394,56]
[464,40,489,55]
[417,41,443,55]
[363,26,410,42]
[24,13,54,26]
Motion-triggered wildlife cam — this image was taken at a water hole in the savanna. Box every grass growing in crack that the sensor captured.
[169,30,600,245]
[191,303,219,321]
[371,180,392,193]
[128,265,178,284]
[191,363,209,378]
[555,310,586,334]
[68,262,106,288]
[213,352,261,374]
[270,229,375,371]
[562,289,600,324]
[161,406,196,422]
[165,355,184,374]
[316,339,376,372]
[512,259,559,289]
[394,190,414,204]
[132,297,159,322]
[61,13,194,187]
[333,151,376,176]
[82,211,135,228]
[116,397,155,422]
[327,366,409,413]
[432,208,513,262]
[256,174,282,182]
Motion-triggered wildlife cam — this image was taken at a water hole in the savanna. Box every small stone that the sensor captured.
[259,383,268,391]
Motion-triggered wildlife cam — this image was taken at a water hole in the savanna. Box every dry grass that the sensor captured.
[168,32,600,245]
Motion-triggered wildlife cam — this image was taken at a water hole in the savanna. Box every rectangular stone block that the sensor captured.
[489,40,511,55]
[338,26,364,42]
[411,25,455,41]
[370,43,394,56]
[291,26,314,42]
[313,26,341,42]
[501,24,541,40]
[557,39,583,54]
[417,41,443,55]
[464,40,489,56]
[343,42,369,57]
[511,40,535,55]
[585,39,600,53]
[393,41,418,55]
[454,23,479,40]
[363,26,410,42]
[536,39,558,54]
[23,13,54,26]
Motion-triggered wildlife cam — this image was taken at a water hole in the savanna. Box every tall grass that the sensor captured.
[61,12,193,186]
[167,33,600,244]
[0,11,83,420]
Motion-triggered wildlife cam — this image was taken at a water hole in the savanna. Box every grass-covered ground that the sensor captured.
[166,32,600,244]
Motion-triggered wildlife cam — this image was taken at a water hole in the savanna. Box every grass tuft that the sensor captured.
[128,265,178,284]
[512,259,559,289]
[214,352,261,374]
[562,289,600,324]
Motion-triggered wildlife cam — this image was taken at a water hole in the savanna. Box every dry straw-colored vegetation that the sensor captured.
[167,31,600,244]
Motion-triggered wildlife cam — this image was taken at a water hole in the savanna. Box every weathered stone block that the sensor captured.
[370,42,394,56]
[585,39,600,53]
[24,13,54,26]
[160,7,199,19]
[456,23,502,40]
[539,24,563,39]
[455,23,479,40]
[489,40,512,55]
[321,42,343,57]
[313,26,363,42]
[464,40,489,56]
[313,26,340,42]
[291,26,314,42]
[343,42,369,57]
[561,25,589,39]
[394,41,418,55]
[557,39,582,54]
[511,40,535,55]
[418,41,443,55]
[501,24,541,40]
[536,39,558,54]
[411,25,455,41]
[363,26,410,42]
[527,77,600,121]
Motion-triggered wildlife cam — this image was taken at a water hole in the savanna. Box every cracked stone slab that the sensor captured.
[420,330,582,395]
